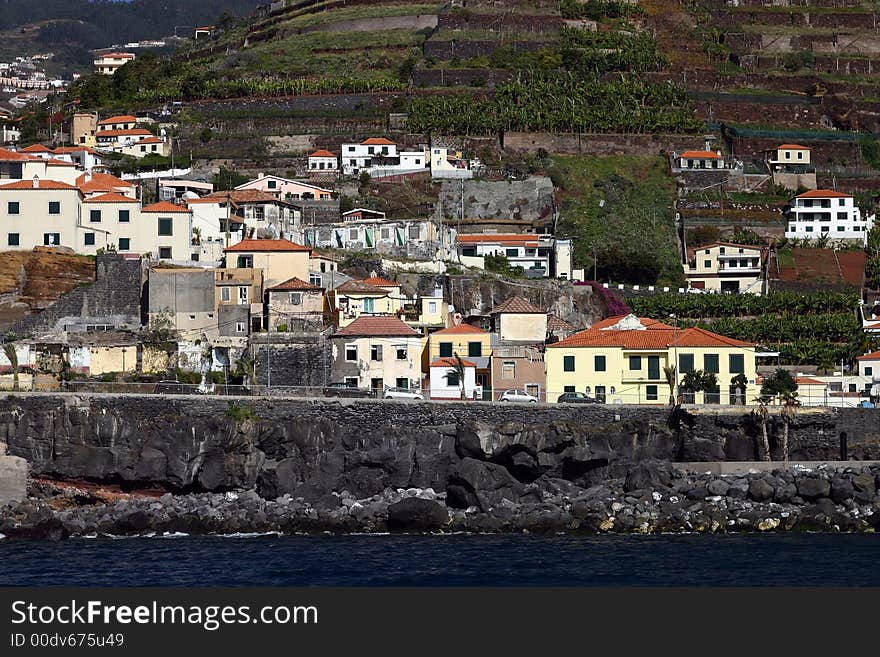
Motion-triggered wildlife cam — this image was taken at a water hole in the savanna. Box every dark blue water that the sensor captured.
[1,534,878,586]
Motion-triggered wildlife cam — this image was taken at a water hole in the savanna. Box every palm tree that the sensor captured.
[2,338,19,391]
[753,396,771,461]
[779,391,800,464]
[663,364,677,406]
[445,352,467,400]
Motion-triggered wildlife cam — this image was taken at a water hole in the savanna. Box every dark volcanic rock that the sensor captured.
[447,458,524,510]
[748,478,774,502]
[797,476,831,501]
[623,461,672,492]
[830,476,854,504]
[387,498,448,531]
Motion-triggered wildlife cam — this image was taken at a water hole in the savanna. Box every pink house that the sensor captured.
[235,174,333,200]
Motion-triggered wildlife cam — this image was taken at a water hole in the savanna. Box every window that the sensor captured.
[439,342,453,358]
[7,233,18,246]
[839,198,846,206]
[446,372,460,387]
[238,286,248,304]
[118,237,130,250]
[345,344,358,362]
[719,247,725,254]
[594,355,606,372]
[704,260,711,268]
[158,247,172,259]
[564,385,576,393]
[48,201,60,215]
[84,233,95,246]
[646,385,658,401]
[309,273,321,286]
[679,354,694,374]
[502,361,515,379]
[797,151,803,160]
[409,225,420,239]
[158,218,173,236]
[563,355,575,372]
[595,386,606,403]
[235,321,246,334]
[221,287,231,302]
[118,210,130,223]
[140,145,146,153]
[629,356,641,370]
[43,233,60,246]
[837,226,845,232]
[90,209,101,223]
[349,228,358,240]
[237,255,253,268]
[396,346,407,360]
[395,378,409,389]
[428,302,437,313]
[289,292,302,305]
[370,344,383,362]
[866,367,873,376]
[7,201,18,215]
[506,248,518,258]
[267,180,276,189]
[729,354,744,374]
[468,341,482,357]
[821,226,829,233]
[704,354,719,373]
[805,226,813,233]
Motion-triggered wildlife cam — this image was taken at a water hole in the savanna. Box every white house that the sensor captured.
[430,147,473,179]
[456,233,572,279]
[684,242,766,294]
[340,137,427,177]
[307,150,338,172]
[675,150,727,170]
[429,357,479,400]
[94,52,135,75]
[784,189,874,243]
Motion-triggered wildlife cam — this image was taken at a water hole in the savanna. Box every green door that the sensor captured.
[647,356,660,380]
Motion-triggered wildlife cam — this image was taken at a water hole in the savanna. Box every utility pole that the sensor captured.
[670,313,679,400]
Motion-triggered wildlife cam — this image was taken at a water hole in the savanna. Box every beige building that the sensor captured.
[684,242,766,294]
[94,53,135,75]
[0,179,81,249]
[223,238,311,288]
[72,112,98,147]
[120,136,170,158]
[266,277,325,331]
[328,279,400,328]
[140,201,193,261]
[80,193,141,254]
[490,296,548,343]
[98,115,138,132]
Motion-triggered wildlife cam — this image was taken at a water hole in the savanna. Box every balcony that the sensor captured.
[621,370,665,384]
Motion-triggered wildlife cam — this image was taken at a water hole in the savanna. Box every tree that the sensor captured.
[2,333,20,391]
[752,396,772,461]
[444,353,467,400]
[760,368,797,399]
[779,391,800,464]
[680,369,717,403]
[663,364,677,406]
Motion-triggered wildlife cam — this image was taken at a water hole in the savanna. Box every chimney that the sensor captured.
[32,174,39,188]
[84,168,92,182]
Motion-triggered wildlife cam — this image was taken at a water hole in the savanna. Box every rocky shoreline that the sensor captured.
[3,462,879,540]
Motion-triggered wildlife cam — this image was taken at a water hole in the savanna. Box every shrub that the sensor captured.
[276,323,288,333]
[226,404,258,422]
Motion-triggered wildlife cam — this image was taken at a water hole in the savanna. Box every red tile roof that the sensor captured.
[680,150,721,159]
[333,316,420,337]
[82,192,139,203]
[361,137,396,146]
[547,314,576,333]
[796,377,825,385]
[267,277,323,292]
[457,233,541,246]
[778,144,810,150]
[45,158,77,167]
[98,115,137,125]
[21,144,52,152]
[491,296,544,314]
[0,148,38,161]
[857,350,880,361]
[52,146,100,155]
[335,279,389,294]
[0,179,76,190]
[96,128,152,138]
[76,172,133,193]
[224,238,311,252]
[309,150,336,158]
[141,201,190,213]
[137,137,164,144]
[431,357,476,368]
[98,53,135,59]
[432,323,487,335]
[362,276,399,288]
[547,315,754,349]
[795,189,851,199]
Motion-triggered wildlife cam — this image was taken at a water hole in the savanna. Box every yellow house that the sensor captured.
[545,314,757,405]
[684,242,766,295]
[769,144,811,167]
[427,323,495,392]
[223,238,311,288]
[329,279,400,328]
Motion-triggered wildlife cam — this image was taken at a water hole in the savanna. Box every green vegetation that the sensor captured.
[629,291,860,318]
[484,254,525,278]
[551,155,683,286]
[560,27,666,74]
[225,404,259,422]
[212,167,251,191]
[560,0,643,20]
[680,314,859,344]
[760,369,798,399]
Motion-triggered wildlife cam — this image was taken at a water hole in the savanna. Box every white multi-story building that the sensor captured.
[340,137,427,177]
[456,233,573,279]
[684,242,766,294]
[784,189,874,243]
[94,52,135,75]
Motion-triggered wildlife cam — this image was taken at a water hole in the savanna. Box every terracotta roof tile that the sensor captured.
[457,233,541,246]
[857,350,880,361]
[795,189,851,199]
[98,115,137,125]
[96,128,152,138]
[680,150,721,158]
[361,137,396,145]
[224,239,311,252]
[0,148,39,161]
[778,144,810,150]
[491,296,544,314]
[362,276,399,288]
[335,279,389,294]
[547,314,576,333]
[267,277,323,292]
[333,316,420,337]
[141,201,190,213]
[431,357,476,368]
[547,316,754,349]
[309,150,336,158]
[82,192,139,203]
[432,323,487,335]
[0,179,76,190]
[20,144,52,152]
[76,172,133,193]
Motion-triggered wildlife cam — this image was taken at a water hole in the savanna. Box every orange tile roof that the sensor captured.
[795,189,851,199]
[309,150,336,158]
[0,179,77,190]
[96,128,152,138]
[857,350,880,361]
[99,53,135,59]
[362,276,399,288]
[141,201,190,213]
[267,277,323,292]
[335,279,389,294]
[98,115,137,125]
[137,137,164,144]
[491,296,544,314]
[52,146,100,155]
[547,314,576,333]
[76,172,133,193]
[21,144,52,152]
[778,144,810,150]
[361,137,396,146]
[431,357,476,368]
[457,233,541,246]
[680,150,721,158]
[547,315,754,349]
[333,315,420,338]
[224,238,311,252]
[45,158,76,166]
[0,148,38,161]
[82,192,139,203]
[796,377,825,385]
[433,323,487,335]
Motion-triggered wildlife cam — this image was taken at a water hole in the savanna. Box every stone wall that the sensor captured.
[439,176,555,223]
[503,132,699,156]
[252,334,331,388]
[2,395,876,501]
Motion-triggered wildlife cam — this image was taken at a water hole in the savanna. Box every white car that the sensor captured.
[383,387,424,400]
[499,389,539,403]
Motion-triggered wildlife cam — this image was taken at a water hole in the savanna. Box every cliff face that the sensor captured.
[2,395,872,503]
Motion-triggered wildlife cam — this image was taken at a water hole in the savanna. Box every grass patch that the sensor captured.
[225,404,259,422]
[550,155,683,286]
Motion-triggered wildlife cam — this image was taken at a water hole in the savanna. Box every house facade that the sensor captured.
[429,357,478,400]
[223,239,311,288]
[456,233,572,279]
[490,345,546,402]
[785,189,873,243]
[328,279,399,328]
[307,150,338,172]
[490,296,548,343]
[675,150,726,170]
[94,53,135,75]
[266,277,325,331]
[329,316,424,392]
[545,314,757,405]
[684,242,766,294]
[235,174,332,200]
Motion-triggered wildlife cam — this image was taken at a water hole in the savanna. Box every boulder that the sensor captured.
[852,473,876,504]
[830,477,854,504]
[446,458,524,510]
[797,476,831,501]
[748,478,774,502]
[706,479,730,497]
[623,461,672,493]
[387,498,449,531]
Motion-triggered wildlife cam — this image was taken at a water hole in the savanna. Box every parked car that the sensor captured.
[322,382,373,398]
[153,380,190,395]
[383,387,424,400]
[556,391,602,404]
[500,389,539,403]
